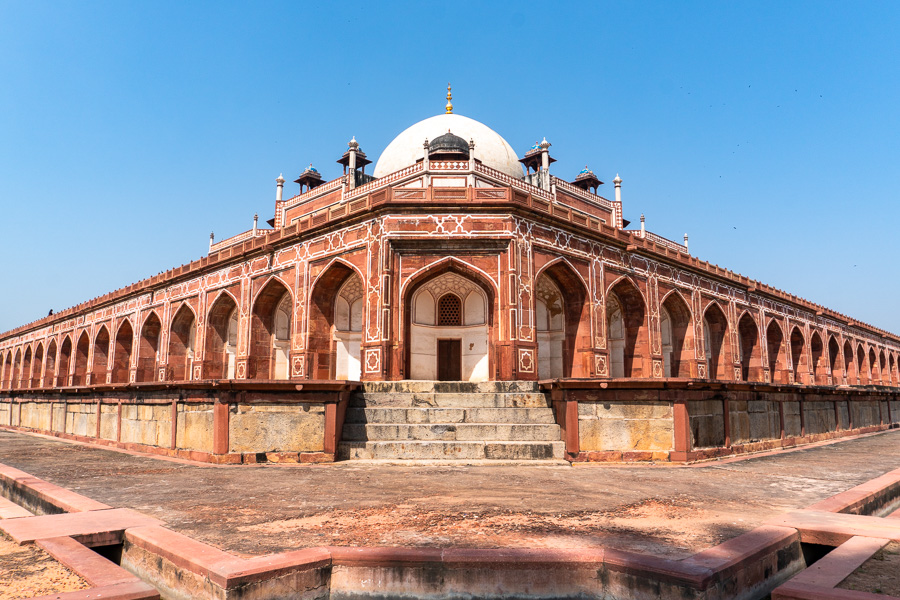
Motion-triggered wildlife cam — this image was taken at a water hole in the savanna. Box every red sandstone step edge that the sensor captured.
[772,535,897,600]
[0,463,110,513]
[806,467,900,515]
[25,536,159,600]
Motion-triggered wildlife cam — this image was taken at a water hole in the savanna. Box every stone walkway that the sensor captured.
[1,429,898,559]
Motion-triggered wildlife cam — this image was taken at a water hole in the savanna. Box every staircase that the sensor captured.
[337,381,566,462]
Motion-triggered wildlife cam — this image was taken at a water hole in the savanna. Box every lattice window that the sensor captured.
[437,294,462,326]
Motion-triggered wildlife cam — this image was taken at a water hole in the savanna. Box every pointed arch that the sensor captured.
[92,325,111,384]
[137,311,162,383]
[843,339,856,384]
[856,344,868,385]
[827,335,841,385]
[111,319,134,384]
[867,347,878,385]
[403,259,497,382]
[21,346,32,389]
[878,349,887,386]
[168,304,197,381]
[45,338,58,387]
[73,331,90,386]
[737,311,761,381]
[890,352,897,387]
[32,342,44,388]
[59,335,73,386]
[660,289,694,377]
[606,277,648,378]
[809,331,825,385]
[11,349,22,389]
[1,351,10,390]
[205,291,240,379]
[789,326,806,384]
[535,259,591,378]
[250,277,293,380]
[703,302,732,381]
[766,319,785,384]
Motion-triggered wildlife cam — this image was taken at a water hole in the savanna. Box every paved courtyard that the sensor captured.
[1,429,898,559]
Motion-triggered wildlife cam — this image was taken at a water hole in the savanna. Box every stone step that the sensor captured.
[350,392,550,409]
[344,406,557,425]
[360,381,540,394]
[341,422,561,442]
[336,440,566,461]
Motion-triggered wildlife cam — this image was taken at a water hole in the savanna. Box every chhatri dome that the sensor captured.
[373,86,524,179]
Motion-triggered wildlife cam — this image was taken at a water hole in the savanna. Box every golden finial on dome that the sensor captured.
[445,83,453,114]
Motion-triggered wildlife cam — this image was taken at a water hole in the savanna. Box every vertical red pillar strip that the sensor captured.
[672,400,691,461]
[722,398,731,448]
[170,400,178,450]
[324,402,337,455]
[565,399,579,456]
[213,401,229,455]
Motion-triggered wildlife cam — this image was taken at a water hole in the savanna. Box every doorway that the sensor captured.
[437,339,462,381]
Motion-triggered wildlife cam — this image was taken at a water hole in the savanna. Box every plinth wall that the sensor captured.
[0,381,355,464]
[544,380,900,462]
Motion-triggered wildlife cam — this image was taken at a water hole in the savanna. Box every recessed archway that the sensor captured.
[205,293,240,379]
[809,332,825,385]
[843,340,856,384]
[789,327,806,384]
[168,305,197,381]
[660,291,694,378]
[92,326,110,385]
[1,352,10,390]
[766,320,785,384]
[827,335,841,384]
[703,303,731,381]
[21,347,32,389]
[535,261,590,378]
[32,343,44,388]
[606,278,647,378]
[137,312,162,383]
[738,312,761,381]
[112,320,133,384]
[878,350,887,386]
[73,332,90,386]
[45,339,58,387]
[249,278,292,380]
[409,271,491,381]
[59,336,72,386]
[856,345,868,385]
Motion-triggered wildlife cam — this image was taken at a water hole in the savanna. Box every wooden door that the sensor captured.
[437,339,462,381]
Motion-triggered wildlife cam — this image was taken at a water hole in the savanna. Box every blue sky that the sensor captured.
[1,1,898,334]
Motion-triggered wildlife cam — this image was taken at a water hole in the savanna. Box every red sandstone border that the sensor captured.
[5,462,899,599]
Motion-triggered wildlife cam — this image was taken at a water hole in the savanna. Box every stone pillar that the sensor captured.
[347,137,359,191]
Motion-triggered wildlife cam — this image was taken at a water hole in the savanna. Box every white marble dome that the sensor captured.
[373,113,525,179]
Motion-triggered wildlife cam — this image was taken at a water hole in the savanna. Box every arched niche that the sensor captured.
[59,336,73,386]
[333,273,364,380]
[168,305,196,381]
[32,343,44,388]
[535,261,591,379]
[45,339,58,387]
[205,293,239,379]
[703,303,731,381]
[137,312,161,383]
[789,327,806,384]
[828,335,841,384]
[73,332,90,386]
[112,320,133,384]
[408,271,491,381]
[737,312,761,382]
[843,340,856,384]
[810,332,825,385]
[660,292,694,378]
[606,278,647,378]
[250,279,292,380]
[92,326,111,384]
[766,321,785,384]
[308,262,362,380]
[535,274,565,379]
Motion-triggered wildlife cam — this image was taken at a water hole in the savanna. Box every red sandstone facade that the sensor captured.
[2,114,899,393]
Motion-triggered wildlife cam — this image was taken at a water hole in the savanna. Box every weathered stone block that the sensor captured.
[229,403,325,453]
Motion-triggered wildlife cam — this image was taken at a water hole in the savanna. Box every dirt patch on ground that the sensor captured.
[838,540,900,596]
[0,532,87,600]
[224,494,746,559]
